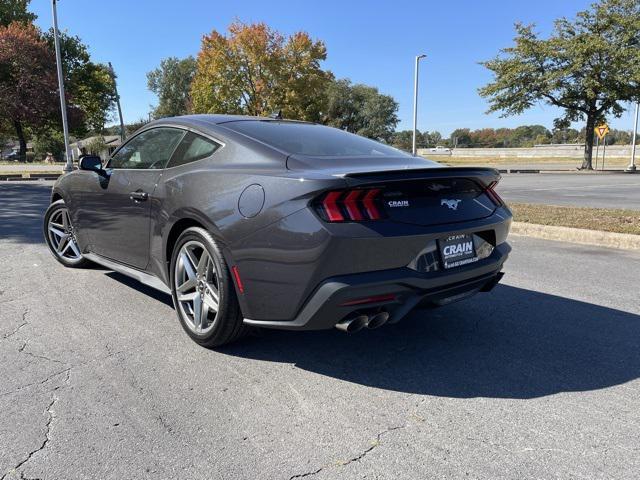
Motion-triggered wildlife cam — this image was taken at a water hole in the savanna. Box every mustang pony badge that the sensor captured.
[441,199,462,210]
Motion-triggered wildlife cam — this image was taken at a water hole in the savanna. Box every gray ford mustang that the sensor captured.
[44,115,511,347]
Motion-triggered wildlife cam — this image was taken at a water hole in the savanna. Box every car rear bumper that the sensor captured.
[243,241,510,331]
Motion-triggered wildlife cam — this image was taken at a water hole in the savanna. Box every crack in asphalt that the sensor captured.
[287,425,405,479]
[17,341,66,365]
[0,342,145,398]
[339,426,405,467]
[289,467,324,479]
[0,370,70,480]
[0,368,70,398]
[2,308,29,340]
[0,336,148,478]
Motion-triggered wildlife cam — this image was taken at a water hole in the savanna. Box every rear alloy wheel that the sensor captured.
[174,240,220,335]
[170,227,248,347]
[43,200,89,268]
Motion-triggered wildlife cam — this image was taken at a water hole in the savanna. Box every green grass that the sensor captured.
[510,203,640,235]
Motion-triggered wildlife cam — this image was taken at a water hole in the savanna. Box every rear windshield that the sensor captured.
[222,120,410,157]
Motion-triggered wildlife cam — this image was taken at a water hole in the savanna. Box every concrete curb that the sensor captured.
[511,222,640,251]
[0,173,60,181]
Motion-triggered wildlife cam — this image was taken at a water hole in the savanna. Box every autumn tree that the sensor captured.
[0,22,58,160]
[324,78,399,142]
[191,21,331,121]
[391,130,443,151]
[450,128,472,148]
[147,56,196,118]
[479,0,640,169]
[390,130,414,151]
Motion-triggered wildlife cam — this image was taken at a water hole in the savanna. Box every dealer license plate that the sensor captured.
[438,233,478,269]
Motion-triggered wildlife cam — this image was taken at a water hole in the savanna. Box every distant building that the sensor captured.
[1,141,33,160]
[70,135,122,161]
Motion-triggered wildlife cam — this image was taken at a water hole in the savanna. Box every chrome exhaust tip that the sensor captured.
[366,311,390,329]
[335,314,369,333]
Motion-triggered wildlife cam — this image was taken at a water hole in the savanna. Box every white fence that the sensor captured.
[417,145,633,159]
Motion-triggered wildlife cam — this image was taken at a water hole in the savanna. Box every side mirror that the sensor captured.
[79,155,103,173]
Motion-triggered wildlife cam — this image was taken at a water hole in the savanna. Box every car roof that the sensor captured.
[135,115,315,160]
[148,114,312,128]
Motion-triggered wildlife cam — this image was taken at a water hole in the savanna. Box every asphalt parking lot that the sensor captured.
[1,182,639,479]
[498,173,640,210]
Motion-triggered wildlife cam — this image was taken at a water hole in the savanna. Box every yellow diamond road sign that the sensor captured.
[595,124,610,140]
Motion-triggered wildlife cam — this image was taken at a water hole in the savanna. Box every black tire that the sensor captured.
[43,200,91,268]
[169,227,249,348]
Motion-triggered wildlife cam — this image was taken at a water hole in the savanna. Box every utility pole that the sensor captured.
[627,102,638,173]
[412,54,426,156]
[108,62,126,143]
[52,0,72,173]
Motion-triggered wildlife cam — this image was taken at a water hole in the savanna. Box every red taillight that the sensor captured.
[316,188,384,223]
[485,181,504,206]
[322,191,344,222]
[343,190,364,221]
[362,189,382,220]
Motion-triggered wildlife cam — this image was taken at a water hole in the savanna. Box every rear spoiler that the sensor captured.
[342,167,501,189]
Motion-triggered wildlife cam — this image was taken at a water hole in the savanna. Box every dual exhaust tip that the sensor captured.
[335,311,390,333]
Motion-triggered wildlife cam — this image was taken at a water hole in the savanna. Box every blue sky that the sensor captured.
[32,0,635,135]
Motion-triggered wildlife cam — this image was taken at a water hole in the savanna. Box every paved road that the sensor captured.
[1,182,639,479]
[498,173,640,210]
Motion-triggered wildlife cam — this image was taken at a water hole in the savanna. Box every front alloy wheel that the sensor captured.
[43,200,89,268]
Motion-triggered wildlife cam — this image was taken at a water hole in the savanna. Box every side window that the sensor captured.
[108,128,185,170]
[167,132,221,168]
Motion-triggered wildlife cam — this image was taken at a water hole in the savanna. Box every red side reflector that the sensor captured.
[340,293,396,307]
[322,191,344,222]
[362,189,382,220]
[231,265,244,294]
[343,190,364,221]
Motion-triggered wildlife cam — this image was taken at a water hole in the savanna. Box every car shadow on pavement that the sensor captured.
[221,284,640,399]
[12,182,637,399]
[105,271,174,307]
[0,182,51,243]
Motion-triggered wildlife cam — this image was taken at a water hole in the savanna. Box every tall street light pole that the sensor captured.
[52,0,73,173]
[412,54,426,156]
[627,102,638,173]
[108,62,126,143]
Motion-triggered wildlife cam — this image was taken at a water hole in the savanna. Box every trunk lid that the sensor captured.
[342,166,501,226]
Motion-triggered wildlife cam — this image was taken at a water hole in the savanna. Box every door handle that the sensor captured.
[129,191,149,202]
